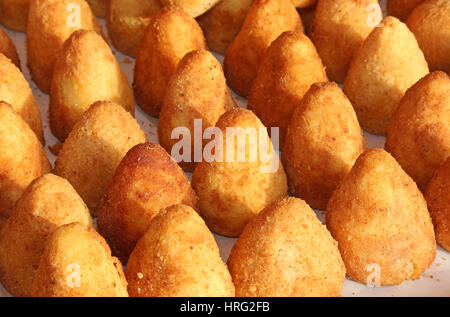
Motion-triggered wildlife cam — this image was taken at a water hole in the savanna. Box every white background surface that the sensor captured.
[0,0,449,297]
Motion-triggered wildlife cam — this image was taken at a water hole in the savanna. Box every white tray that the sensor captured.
[1,0,449,297]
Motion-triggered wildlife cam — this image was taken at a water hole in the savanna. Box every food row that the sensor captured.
[0,0,448,297]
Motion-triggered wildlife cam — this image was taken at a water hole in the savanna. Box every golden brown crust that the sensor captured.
[343,16,429,135]
[54,101,147,216]
[425,157,450,251]
[0,53,44,144]
[0,0,29,31]
[282,82,367,210]
[197,0,253,55]
[387,0,424,21]
[133,5,207,117]
[107,0,161,57]
[311,0,379,83]
[31,223,128,297]
[192,108,288,237]
[0,174,92,297]
[407,0,450,73]
[125,204,235,297]
[97,142,199,263]
[50,30,134,141]
[247,31,327,146]
[223,0,303,97]
[326,149,436,286]
[228,197,345,297]
[0,102,50,227]
[158,49,236,172]
[86,0,109,17]
[27,0,103,93]
[385,71,450,192]
[0,28,20,68]
[160,0,222,18]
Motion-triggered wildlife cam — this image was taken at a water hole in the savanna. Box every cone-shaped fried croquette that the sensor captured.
[0,174,92,297]
[326,149,436,286]
[54,101,147,216]
[97,143,199,263]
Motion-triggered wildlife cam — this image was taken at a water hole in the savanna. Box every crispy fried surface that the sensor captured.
[0,102,50,227]
[407,0,450,73]
[0,0,29,31]
[386,71,450,192]
[326,149,436,286]
[107,0,161,57]
[343,16,429,135]
[27,0,103,93]
[97,142,199,263]
[158,49,236,172]
[247,31,327,146]
[0,174,92,297]
[311,0,379,83]
[192,108,287,237]
[31,223,128,297]
[425,157,450,251]
[197,0,253,55]
[50,30,134,141]
[282,82,367,210]
[0,53,44,144]
[160,0,222,18]
[54,101,147,215]
[228,197,345,297]
[125,204,235,297]
[133,5,207,117]
[223,0,303,97]
[387,0,424,21]
[0,28,20,68]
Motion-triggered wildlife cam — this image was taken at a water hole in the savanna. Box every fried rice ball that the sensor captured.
[0,0,29,31]
[107,0,162,57]
[385,71,450,192]
[31,223,128,297]
[326,149,436,286]
[311,0,380,83]
[50,30,134,141]
[126,204,235,297]
[192,108,288,237]
[133,5,207,117]
[0,53,44,144]
[97,143,199,263]
[0,28,20,68]
[228,197,345,297]
[54,101,147,216]
[343,16,429,135]
[247,31,327,146]
[425,157,450,251]
[407,0,450,73]
[282,82,367,210]
[86,0,108,17]
[0,102,50,228]
[160,0,222,18]
[387,0,424,21]
[223,0,303,97]
[158,49,236,172]
[291,0,316,8]
[0,174,92,297]
[27,0,103,93]
[197,0,253,55]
